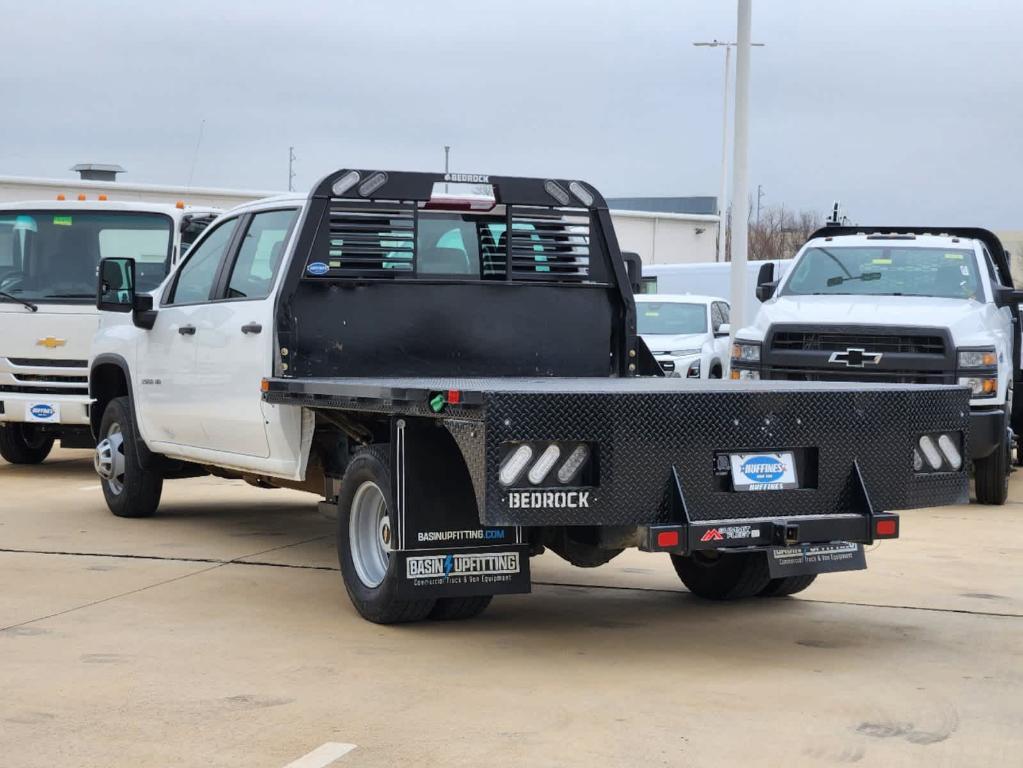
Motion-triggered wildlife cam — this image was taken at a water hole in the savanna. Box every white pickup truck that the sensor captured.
[0,199,218,463]
[635,294,731,378]
[732,226,1023,505]
[86,170,972,624]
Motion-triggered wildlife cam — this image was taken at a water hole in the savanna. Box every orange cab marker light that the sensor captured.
[98,194,108,201]
[176,200,185,209]
[56,194,66,201]
[77,194,87,201]
[261,379,270,393]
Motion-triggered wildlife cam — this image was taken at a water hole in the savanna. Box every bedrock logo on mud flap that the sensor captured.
[506,490,590,509]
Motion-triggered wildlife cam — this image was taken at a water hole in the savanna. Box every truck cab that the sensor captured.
[732,227,1023,504]
[0,199,218,463]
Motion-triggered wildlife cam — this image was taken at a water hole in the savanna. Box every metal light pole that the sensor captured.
[728,0,754,338]
[288,146,297,192]
[444,145,451,192]
[694,39,764,264]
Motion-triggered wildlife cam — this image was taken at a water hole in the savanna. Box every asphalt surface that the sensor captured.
[1,448,1021,767]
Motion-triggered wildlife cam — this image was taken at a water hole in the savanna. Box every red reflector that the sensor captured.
[876,519,897,536]
[656,531,680,548]
[446,389,461,405]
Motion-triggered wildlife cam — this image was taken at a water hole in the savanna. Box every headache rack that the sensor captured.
[273,169,643,380]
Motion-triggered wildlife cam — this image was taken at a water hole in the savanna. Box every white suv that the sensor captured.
[636,294,731,378]
[732,227,1022,504]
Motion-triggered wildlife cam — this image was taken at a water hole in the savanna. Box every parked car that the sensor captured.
[733,226,1023,505]
[635,294,731,378]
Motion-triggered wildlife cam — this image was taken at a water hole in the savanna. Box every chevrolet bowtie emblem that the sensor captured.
[828,347,882,367]
[36,337,67,349]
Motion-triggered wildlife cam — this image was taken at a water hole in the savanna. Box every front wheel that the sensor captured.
[0,424,54,464]
[95,396,163,517]
[974,436,1009,506]
[337,447,436,624]
[670,550,771,600]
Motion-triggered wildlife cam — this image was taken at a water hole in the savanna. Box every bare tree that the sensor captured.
[723,204,823,262]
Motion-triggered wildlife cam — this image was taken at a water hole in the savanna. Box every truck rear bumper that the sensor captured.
[969,408,1005,460]
[0,393,91,426]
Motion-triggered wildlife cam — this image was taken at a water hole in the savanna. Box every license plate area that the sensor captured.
[715,448,818,492]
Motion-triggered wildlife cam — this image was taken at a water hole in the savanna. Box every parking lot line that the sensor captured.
[282,742,357,768]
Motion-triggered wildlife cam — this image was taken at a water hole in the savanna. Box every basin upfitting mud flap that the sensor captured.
[389,417,531,600]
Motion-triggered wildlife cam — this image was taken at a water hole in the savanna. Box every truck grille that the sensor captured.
[0,357,89,396]
[763,325,954,385]
[771,332,946,355]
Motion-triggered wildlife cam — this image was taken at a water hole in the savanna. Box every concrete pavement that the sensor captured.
[1,449,1021,767]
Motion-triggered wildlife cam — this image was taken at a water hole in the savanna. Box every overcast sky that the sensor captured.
[2,1,1021,226]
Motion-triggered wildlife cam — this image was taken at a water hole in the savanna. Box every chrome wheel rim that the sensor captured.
[349,481,391,588]
[94,423,126,496]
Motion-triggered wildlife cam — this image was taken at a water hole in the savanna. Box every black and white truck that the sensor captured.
[90,169,970,624]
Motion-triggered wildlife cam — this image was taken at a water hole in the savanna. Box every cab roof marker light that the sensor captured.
[937,434,962,470]
[544,180,570,206]
[569,181,594,207]
[56,194,65,201]
[499,445,533,487]
[332,171,361,197]
[918,435,943,470]
[528,444,561,485]
[557,443,590,484]
[358,171,388,197]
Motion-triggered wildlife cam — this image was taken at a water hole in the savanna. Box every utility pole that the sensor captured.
[444,145,451,192]
[728,0,754,338]
[288,146,297,192]
[694,39,764,263]
[756,184,765,225]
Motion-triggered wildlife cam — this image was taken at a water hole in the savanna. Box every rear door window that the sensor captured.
[225,209,298,299]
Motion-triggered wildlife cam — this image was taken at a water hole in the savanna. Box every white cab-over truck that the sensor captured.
[0,200,217,463]
[89,170,971,624]
[733,226,1023,505]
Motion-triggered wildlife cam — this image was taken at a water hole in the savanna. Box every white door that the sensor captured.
[191,208,299,457]
[135,217,241,447]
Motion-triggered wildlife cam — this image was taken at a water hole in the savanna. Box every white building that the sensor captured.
[0,173,720,266]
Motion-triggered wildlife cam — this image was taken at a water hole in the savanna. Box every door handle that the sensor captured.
[178,325,197,336]
[241,323,263,335]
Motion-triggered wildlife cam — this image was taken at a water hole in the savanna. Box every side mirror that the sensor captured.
[756,281,778,302]
[756,261,776,287]
[97,257,136,313]
[993,285,1023,308]
[715,322,731,338]
[621,251,643,294]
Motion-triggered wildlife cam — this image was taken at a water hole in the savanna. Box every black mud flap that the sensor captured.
[766,542,867,578]
[392,417,531,599]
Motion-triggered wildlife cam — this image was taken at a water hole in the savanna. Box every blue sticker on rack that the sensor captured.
[306,261,329,276]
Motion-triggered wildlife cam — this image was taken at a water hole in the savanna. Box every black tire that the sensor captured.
[0,424,54,464]
[429,595,493,621]
[758,574,817,597]
[337,447,436,624]
[97,396,163,518]
[975,437,1009,506]
[670,550,771,600]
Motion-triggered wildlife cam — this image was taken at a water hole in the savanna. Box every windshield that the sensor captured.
[782,245,983,300]
[636,302,707,335]
[0,211,173,301]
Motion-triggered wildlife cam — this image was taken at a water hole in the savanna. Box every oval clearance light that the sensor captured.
[331,170,361,197]
[358,171,388,197]
[528,444,561,485]
[499,444,533,486]
[544,180,570,206]
[557,443,590,484]
[569,181,594,207]
[918,435,943,470]
[937,434,962,470]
